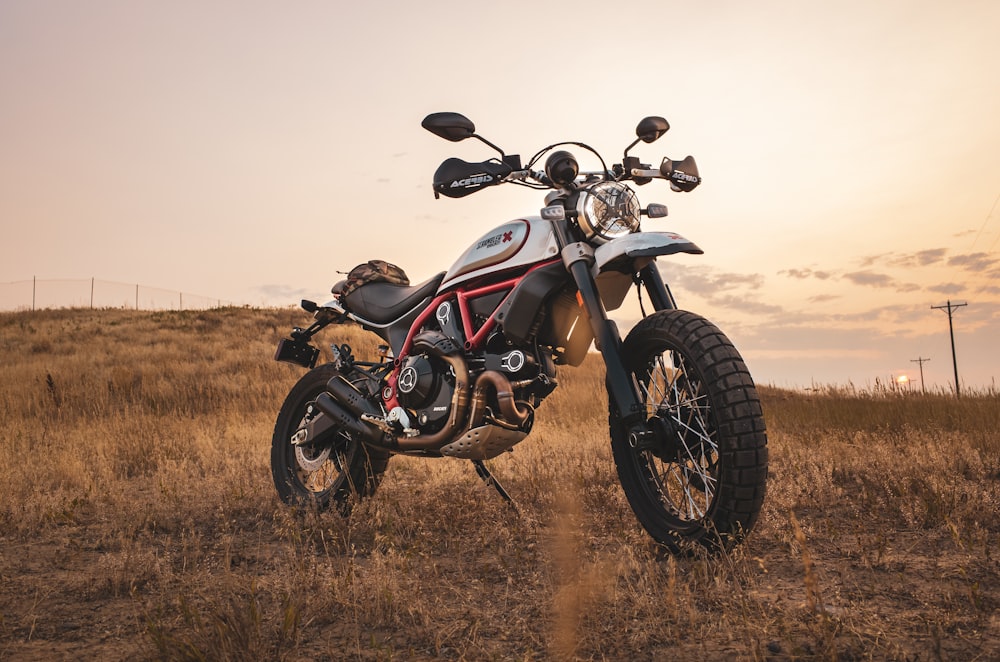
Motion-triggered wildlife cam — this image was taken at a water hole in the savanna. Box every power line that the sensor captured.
[931,300,967,398]
[970,191,1000,251]
[910,356,930,394]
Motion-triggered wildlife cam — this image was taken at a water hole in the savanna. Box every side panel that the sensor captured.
[439,217,560,291]
[494,261,594,367]
[494,261,569,344]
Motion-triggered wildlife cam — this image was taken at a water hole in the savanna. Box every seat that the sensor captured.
[343,272,445,324]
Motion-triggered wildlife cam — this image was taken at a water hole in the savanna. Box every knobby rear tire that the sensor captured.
[271,363,390,513]
[611,309,768,553]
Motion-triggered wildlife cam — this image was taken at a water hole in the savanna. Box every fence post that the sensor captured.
[91,277,95,309]
[32,276,36,311]
[136,284,139,310]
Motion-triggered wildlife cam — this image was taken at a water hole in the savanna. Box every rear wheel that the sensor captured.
[611,309,768,553]
[271,363,390,512]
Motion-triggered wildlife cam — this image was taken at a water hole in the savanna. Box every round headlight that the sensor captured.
[576,181,641,244]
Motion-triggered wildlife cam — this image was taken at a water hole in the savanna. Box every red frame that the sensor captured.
[384,258,561,409]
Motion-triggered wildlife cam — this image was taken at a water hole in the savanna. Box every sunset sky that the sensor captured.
[2,0,998,390]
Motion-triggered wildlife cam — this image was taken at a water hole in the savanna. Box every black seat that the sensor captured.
[343,272,445,324]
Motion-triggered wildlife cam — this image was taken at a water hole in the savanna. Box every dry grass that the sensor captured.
[0,307,997,660]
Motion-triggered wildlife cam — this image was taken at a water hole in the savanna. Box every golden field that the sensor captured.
[1,307,997,660]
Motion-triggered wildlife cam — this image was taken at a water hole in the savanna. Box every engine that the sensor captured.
[396,353,455,432]
[397,329,557,438]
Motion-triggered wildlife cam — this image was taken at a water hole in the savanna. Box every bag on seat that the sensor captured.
[341,260,409,298]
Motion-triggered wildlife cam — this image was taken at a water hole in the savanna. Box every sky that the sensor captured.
[1,0,998,390]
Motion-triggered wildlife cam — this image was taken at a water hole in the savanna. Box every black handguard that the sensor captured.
[660,155,701,192]
[432,158,513,198]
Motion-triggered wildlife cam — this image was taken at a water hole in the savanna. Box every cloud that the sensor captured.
[891,248,948,267]
[860,248,950,269]
[707,295,785,317]
[778,267,834,280]
[840,270,920,292]
[858,253,890,268]
[658,264,765,296]
[807,293,840,303]
[978,283,1000,295]
[842,270,895,287]
[929,283,965,295]
[948,252,998,271]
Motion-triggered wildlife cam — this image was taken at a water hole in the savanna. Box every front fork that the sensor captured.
[555,227,674,439]
[637,262,677,312]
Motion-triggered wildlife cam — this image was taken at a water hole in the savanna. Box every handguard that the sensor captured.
[432,158,513,198]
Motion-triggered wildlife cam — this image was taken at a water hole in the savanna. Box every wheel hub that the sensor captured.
[634,415,681,460]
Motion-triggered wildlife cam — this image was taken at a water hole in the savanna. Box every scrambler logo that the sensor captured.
[476,227,517,250]
[476,233,504,250]
[451,174,493,189]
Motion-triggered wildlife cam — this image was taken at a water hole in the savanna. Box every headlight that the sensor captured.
[576,181,641,244]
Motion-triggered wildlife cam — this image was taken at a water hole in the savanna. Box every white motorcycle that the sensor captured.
[272,113,768,552]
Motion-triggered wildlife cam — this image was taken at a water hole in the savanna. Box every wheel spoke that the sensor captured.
[637,347,720,524]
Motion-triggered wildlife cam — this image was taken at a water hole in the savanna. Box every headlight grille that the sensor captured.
[577,182,641,244]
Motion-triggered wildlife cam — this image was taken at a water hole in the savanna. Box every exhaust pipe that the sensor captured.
[468,370,533,428]
[313,392,387,447]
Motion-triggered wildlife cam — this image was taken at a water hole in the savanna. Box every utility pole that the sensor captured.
[931,300,967,398]
[910,356,930,394]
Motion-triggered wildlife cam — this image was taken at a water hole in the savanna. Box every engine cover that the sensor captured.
[397,354,454,430]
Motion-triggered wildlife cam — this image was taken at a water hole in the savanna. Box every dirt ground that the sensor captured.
[1,309,997,660]
[2,470,998,661]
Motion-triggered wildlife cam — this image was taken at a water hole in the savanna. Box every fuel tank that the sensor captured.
[438,218,560,292]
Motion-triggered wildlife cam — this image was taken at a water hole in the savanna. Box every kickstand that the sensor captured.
[471,459,518,512]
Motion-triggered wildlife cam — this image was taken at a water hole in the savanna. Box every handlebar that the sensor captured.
[504,157,700,193]
[433,154,700,199]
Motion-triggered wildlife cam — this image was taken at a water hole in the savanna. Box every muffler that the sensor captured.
[313,392,387,447]
[326,375,378,418]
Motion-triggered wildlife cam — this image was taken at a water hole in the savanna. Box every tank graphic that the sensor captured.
[439,218,560,291]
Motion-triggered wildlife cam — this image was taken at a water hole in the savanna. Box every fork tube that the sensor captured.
[638,262,676,311]
[559,238,646,428]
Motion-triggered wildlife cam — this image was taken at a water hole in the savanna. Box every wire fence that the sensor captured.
[0,278,236,312]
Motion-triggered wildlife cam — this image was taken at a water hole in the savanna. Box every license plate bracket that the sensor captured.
[274,338,319,369]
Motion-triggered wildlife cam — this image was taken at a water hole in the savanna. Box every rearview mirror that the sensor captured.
[421,112,476,142]
[636,116,669,143]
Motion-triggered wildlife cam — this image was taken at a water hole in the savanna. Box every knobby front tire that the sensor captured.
[611,309,768,553]
[271,363,390,513]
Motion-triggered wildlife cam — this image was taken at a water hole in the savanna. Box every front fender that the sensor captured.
[593,231,703,275]
[591,232,702,312]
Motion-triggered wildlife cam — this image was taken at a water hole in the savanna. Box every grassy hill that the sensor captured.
[1,307,997,660]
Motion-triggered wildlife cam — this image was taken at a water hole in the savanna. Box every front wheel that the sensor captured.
[611,309,768,553]
[271,363,390,513]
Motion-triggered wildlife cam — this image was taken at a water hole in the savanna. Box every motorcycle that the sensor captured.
[272,112,768,552]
